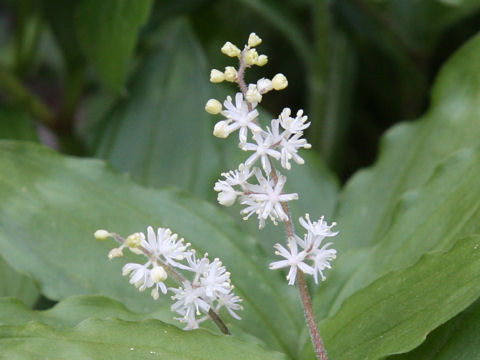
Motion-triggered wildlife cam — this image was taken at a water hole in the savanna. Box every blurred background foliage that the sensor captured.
[1,0,480,183]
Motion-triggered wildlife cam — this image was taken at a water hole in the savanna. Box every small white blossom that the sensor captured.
[122,262,153,291]
[240,169,298,228]
[200,258,232,299]
[278,108,310,134]
[170,281,211,330]
[142,227,191,270]
[215,293,243,320]
[241,132,281,173]
[220,93,261,143]
[279,132,311,170]
[299,214,338,238]
[269,237,314,285]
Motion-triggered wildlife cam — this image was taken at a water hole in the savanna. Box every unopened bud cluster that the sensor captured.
[206,33,338,285]
[95,226,242,329]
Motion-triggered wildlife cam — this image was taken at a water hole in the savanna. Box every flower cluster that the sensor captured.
[206,33,338,285]
[94,227,242,330]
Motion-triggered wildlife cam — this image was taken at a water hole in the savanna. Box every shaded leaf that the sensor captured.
[0,141,302,357]
[336,31,480,251]
[90,19,220,200]
[75,0,153,91]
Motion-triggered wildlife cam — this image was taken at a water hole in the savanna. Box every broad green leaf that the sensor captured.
[75,0,153,91]
[336,31,480,251]
[323,148,480,317]
[0,141,302,357]
[89,19,220,200]
[389,299,480,360]
[0,298,285,360]
[0,106,39,306]
[320,234,480,360]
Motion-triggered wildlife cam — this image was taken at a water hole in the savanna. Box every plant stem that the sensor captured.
[0,65,54,126]
[111,233,231,335]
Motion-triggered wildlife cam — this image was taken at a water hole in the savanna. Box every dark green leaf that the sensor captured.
[89,19,220,199]
[75,0,153,91]
[336,31,480,251]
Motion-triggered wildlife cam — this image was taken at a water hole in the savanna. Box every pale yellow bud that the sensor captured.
[205,99,223,114]
[151,266,168,283]
[221,41,241,57]
[256,78,273,94]
[108,247,123,260]
[248,32,262,47]
[210,69,225,83]
[244,48,259,66]
[224,66,238,82]
[246,84,262,103]
[94,229,111,241]
[256,54,268,66]
[126,232,143,248]
[213,120,231,138]
[272,73,288,90]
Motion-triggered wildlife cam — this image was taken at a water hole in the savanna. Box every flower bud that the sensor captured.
[256,54,268,66]
[94,229,111,241]
[244,49,259,66]
[256,78,273,94]
[248,33,262,47]
[205,99,222,114]
[151,266,168,282]
[272,73,288,90]
[108,247,123,260]
[224,66,238,82]
[221,41,241,57]
[213,120,231,138]
[246,84,262,104]
[218,191,237,207]
[126,232,143,248]
[210,69,225,83]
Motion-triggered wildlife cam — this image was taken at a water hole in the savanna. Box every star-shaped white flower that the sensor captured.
[220,93,261,143]
[269,237,314,285]
[241,132,281,173]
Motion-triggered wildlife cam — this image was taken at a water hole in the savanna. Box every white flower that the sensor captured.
[278,108,310,134]
[240,169,298,228]
[299,214,338,238]
[122,262,153,291]
[215,293,243,320]
[170,281,211,330]
[269,238,313,285]
[220,93,261,143]
[214,164,253,206]
[311,243,337,284]
[279,132,311,170]
[200,258,232,299]
[241,132,281,173]
[143,227,191,270]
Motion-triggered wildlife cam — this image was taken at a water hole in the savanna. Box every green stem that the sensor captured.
[0,65,54,125]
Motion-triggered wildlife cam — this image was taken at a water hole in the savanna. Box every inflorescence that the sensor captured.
[206,33,338,285]
[94,227,242,330]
